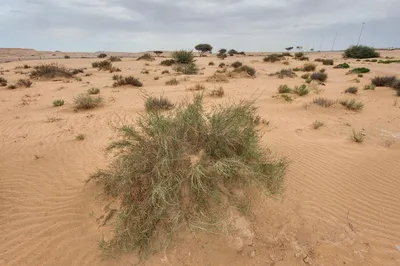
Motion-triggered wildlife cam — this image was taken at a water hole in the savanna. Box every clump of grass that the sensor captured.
[319,68,326,73]
[206,73,229,83]
[208,86,224,97]
[279,94,293,102]
[75,134,85,141]
[87,88,100,94]
[263,54,281,63]
[278,84,291,93]
[16,79,32,88]
[371,76,396,87]
[219,63,226,68]
[303,63,316,71]
[172,50,194,64]
[295,52,304,59]
[113,74,123,80]
[0,77,7,86]
[174,63,198,75]
[73,94,104,109]
[364,84,376,90]
[88,95,286,255]
[137,53,154,61]
[312,120,324,129]
[208,61,215,66]
[144,96,174,112]
[351,130,365,143]
[301,73,310,79]
[299,56,309,61]
[165,78,179,85]
[322,59,334,65]
[351,67,370,74]
[188,84,206,91]
[273,68,296,78]
[71,69,84,75]
[345,86,358,94]
[310,72,328,82]
[314,58,323,62]
[358,74,363,78]
[339,99,364,111]
[109,56,122,62]
[92,60,113,71]
[231,61,243,68]
[293,84,309,96]
[305,78,312,84]
[161,70,170,74]
[160,59,176,66]
[312,97,335,107]
[8,84,17,90]
[233,65,256,76]
[344,45,379,59]
[154,76,159,80]
[53,99,65,107]
[334,63,350,69]
[113,76,143,87]
[30,63,73,79]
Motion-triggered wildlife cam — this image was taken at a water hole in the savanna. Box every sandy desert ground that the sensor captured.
[1,49,400,266]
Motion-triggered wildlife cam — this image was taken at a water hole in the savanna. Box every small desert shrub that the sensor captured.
[144,96,174,112]
[71,69,84,75]
[351,67,370,74]
[231,61,243,68]
[391,79,400,91]
[137,53,154,61]
[344,45,379,59]
[305,78,312,84]
[88,95,286,255]
[30,63,73,79]
[53,99,65,107]
[278,84,291,93]
[312,97,335,107]
[263,54,281,63]
[364,84,376,90]
[206,73,229,83]
[219,63,226,68]
[172,50,194,64]
[310,72,328,82]
[295,52,304,58]
[73,94,104,109]
[141,69,149,74]
[23,65,31,69]
[319,68,326,73]
[75,134,85,141]
[322,59,334,65]
[161,70,170,74]
[8,84,17,90]
[0,77,7,86]
[174,63,198,75]
[293,84,309,96]
[351,130,365,143]
[154,76,159,80]
[98,53,107,58]
[87,88,100,94]
[282,52,292,57]
[334,63,350,69]
[109,56,122,62]
[112,74,123,80]
[299,56,309,61]
[233,65,256,76]
[208,61,215,66]
[280,94,293,102]
[188,84,206,91]
[339,99,364,111]
[303,63,316,71]
[314,58,324,62]
[160,59,176,66]
[109,67,121,73]
[292,67,301,72]
[358,74,363,78]
[345,86,358,94]
[208,86,224,97]
[113,76,143,87]
[165,78,179,85]
[301,73,310,79]
[371,76,397,87]
[16,79,32,88]
[64,55,70,59]
[312,120,324,129]
[274,69,296,78]
[92,60,112,71]
[283,61,289,65]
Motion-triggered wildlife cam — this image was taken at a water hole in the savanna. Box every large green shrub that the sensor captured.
[344,45,380,59]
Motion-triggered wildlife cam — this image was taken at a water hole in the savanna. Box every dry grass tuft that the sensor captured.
[312,97,336,107]
[165,78,179,85]
[339,99,364,111]
[208,86,225,97]
[113,76,143,87]
[73,94,104,109]
[30,63,73,79]
[144,96,174,112]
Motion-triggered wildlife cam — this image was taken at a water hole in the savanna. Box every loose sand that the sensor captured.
[1,50,400,265]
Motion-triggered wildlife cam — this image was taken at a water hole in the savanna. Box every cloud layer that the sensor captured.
[1,0,399,52]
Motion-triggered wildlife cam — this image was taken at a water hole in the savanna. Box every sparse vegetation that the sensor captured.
[174,63,198,75]
[344,45,379,59]
[144,96,174,112]
[301,73,310,79]
[303,63,316,71]
[219,63,226,68]
[92,60,112,71]
[0,77,8,86]
[295,52,304,58]
[228,49,238,56]
[113,76,143,87]
[351,129,365,143]
[319,68,326,73]
[53,99,65,107]
[231,61,243,68]
[312,120,324,129]
[109,56,122,62]
[208,61,215,66]
[188,84,206,91]
[233,65,256,76]
[98,53,107,58]
[16,79,33,88]
[263,54,281,63]
[208,86,224,97]
[75,134,85,141]
[351,67,370,74]
[322,59,334,65]
[364,84,376,90]
[161,70,170,74]
[30,63,73,79]
[273,69,296,78]
[310,72,328,82]
[172,50,195,64]
[165,78,179,85]
[312,97,335,107]
[87,88,100,95]
[73,94,104,109]
[88,95,286,255]
[371,76,396,87]
[112,74,123,80]
[137,53,154,61]
[334,63,350,69]
[278,84,292,93]
[345,86,358,94]
[64,55,70,59]
[293,84,309,96]
[160,59,176,66]
[8,84,16,90]
[339,99,364,111]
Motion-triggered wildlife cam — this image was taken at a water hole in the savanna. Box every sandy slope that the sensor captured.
[1,50,400,266]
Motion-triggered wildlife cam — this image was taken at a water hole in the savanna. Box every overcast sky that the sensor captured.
[1,0,399,52]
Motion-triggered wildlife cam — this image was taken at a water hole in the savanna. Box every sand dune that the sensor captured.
[1,50,400,265]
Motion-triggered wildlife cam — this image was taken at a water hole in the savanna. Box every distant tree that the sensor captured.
[98,53,107,58]
[64,55,70,59]
[153,51,163,57]
[285,47,294,51]
[218,49,227,55]
[217,48,227,59]
[195,44,213,55]
[228,49,238,56]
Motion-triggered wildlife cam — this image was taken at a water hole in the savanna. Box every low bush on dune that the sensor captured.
[71,69,84,75]
[172,50,195,64]
[334,63,350,69]
[16,79,33,88]
[344,45,380,59]
[30,63,73,79]
[187,84,206,91]
[312,97,336,107]
[87,87,100,95]
[371,76,397,87]
[345,86,358,94]
[351,129,365,143]
[109,56,122,62]
[314,58,324,62]
[113,76,143,87]
[339,99,364,111]
[165,78,179,85]
[160,59,176,66]
[208,61,215,66]
[278,84,291,93]
[310,72,328,82]
[112,74,123,80]
[0,77,7,86]
[161,70,170,74]
[273,69,296,79]
[144,96,174,112]
[351,67,370,74]
[8,84,17,90]
[53,99,65,107]
[137,53,155,61]
[281,52,292,57]
[233,65,256,76]
[301,73,310,79]
[231,61,243,68]
[293,84,309,96]
[364,84,376,90]
[208,86,225,97]
[312,120,324,129]
[322,59,334,65]
[302,63,316,72]
[88,94,286,255]
[92,60,113,71]
[174,63,198,75]
[294,52,304,58]
[263,54,281,63]
[73,93,104,109]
